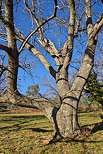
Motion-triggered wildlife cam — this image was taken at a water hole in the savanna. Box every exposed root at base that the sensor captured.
[48,135,63,144]
[48,128,92,144]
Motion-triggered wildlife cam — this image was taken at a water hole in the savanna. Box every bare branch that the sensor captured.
[19,0,58,53]
[74,12,85,37]
[15,26,25,40]
[26,43,56,78]
[70,1,101,97]
[90,13,103,38]
[16,34,56,78]
[0,54,7,78]
[21,1,60,69]
[85,0,93,35]
[23,0,44,40]
[0,33,7,36]
[24,0,38,25]
[39,39,62,67]
[0,93,55,121]
[0,0,2,15]
[13,0,20,5]
[62,0,76,68]
[0,65,7,77]
[0,11,5,25]
[0,44,14,55]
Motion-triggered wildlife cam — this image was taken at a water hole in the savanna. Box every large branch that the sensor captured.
[62,0,75,69]
[90,13,103,38]
[71,38,97,99]
[70,0,99,98]
[71,50,94,98]
[0,44,14,55]
[39,39,62,68]
[3,0,17,51]
[26,43,57,78]
[85,0,93,35]
[16,34,56,78]
[0,92,57,121]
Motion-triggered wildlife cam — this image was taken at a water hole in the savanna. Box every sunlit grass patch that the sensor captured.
[0,111,103,154]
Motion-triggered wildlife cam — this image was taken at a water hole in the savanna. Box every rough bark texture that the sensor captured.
[4,0,18,93]
[56,68,81,137]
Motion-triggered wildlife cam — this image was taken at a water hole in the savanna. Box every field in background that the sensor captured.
[0,111,103,154]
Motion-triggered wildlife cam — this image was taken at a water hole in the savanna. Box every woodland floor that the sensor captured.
[0,110,103,154]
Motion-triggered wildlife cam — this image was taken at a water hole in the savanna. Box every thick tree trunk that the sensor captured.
[4,0,19,94]
[56,96,80,138]
[56,79,81,138]
[54,68,80,138]
[55,37,97,138]
[7,54,18,93]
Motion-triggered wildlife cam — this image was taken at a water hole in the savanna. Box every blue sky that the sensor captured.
[0,0,103,96]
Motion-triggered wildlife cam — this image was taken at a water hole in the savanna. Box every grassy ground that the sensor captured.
[0,111,103,154]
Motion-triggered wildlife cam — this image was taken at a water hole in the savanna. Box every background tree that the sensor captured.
[0,0,103,141]
[85,72,103,108]
[26,84,41,98]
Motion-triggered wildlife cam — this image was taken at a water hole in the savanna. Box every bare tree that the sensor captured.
[0,0,103,141]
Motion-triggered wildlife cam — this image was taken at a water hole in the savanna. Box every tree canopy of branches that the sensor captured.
[0,0,103,141]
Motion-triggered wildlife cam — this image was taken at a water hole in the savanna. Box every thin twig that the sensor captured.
[19,0,57,53]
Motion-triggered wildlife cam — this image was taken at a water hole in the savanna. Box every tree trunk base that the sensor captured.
[49,134,63,144]
[49,129,83,144]
[56,103,81,138]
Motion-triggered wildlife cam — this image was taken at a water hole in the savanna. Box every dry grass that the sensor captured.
[0,111,103,154]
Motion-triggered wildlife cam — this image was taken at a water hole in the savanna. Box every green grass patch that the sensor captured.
[0,111,103,154]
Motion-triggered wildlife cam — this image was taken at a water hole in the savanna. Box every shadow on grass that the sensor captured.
[65,139,103,144]
[0,115,46,121]
[47,122,103,145]
[0,115,52,133]
[27,127,53,133]
[0,115,46,124]
[10,115,46,119]
[81,122,103,134]
[0,123,23,131]
[91,122,103,134]
[0,124,53,133]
